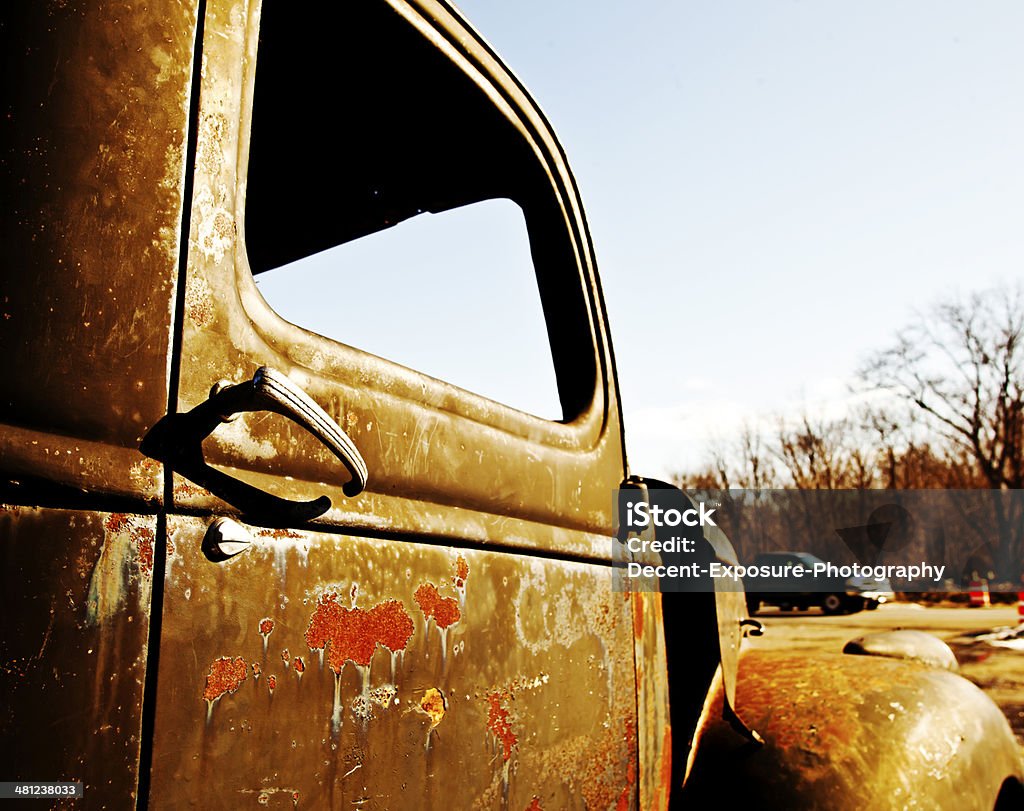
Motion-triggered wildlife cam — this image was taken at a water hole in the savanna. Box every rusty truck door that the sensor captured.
[147,0,646,807]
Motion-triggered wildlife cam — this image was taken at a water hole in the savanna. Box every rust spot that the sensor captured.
[135,526,154,575]
[259,618,275,636]
[525,799,543,811]
[453,555,469,589]
[102,513,154,575]
[305,593,414,673]
[293,656,305,674]
[281,649,290,666]
[174,480,206,498]
[420,687,446,728]
[414,583,461,629]
[267,674,277,693]
[256,527,302,541]
[252,662,261,681]
[486,689,518,762]
[202,656,247,702]
[104,513,131,533]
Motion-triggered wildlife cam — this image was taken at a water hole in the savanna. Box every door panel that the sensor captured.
[170,0,624,553]
[149,516,637,809]
[0,506,153,805]
[150,0,638,805]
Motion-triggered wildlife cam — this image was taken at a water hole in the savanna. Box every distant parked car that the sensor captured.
[744,551,894,615]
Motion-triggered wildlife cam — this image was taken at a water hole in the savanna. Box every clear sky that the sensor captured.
[259,1,1024,478]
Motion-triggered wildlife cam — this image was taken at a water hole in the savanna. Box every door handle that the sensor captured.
[208,367,368,497]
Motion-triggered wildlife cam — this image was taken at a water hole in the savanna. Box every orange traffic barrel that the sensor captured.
[968,579,990,607]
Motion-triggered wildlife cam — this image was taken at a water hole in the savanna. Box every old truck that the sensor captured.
[1,1,1022,808]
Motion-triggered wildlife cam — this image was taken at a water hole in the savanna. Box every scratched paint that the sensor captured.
[203,656,247,721]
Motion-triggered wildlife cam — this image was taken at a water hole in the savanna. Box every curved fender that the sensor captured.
[680,651,1024,810]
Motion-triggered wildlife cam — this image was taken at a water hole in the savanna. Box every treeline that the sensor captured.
[673,283,1024,585]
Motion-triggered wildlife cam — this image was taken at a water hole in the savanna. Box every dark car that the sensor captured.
[745,551,895,615]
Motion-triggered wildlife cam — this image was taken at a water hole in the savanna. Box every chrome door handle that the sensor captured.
[209,367,368,497]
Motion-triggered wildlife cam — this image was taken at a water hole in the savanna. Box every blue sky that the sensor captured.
[260,1,1024,477]
[454,0,1024,475]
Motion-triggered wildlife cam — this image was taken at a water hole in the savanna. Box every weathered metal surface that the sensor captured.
[844,630,960,672]
[168,0,625,557]
[631,591,672,811]
[0,2,198,502]
[682,651,1024,810]
[0,505,153,806]
[148,516,637,808]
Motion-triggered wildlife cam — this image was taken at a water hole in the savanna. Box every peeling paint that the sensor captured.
[86,513,155,624]
[415,583,461,630]
[420,687,447,751]
[202,656,247,720]
[305,592,414,733]
[453,554,469,604]
[304,593,414,673]
[415,582,461,661]
[486,689,518,763]
[258,617,274,654]
[421,687,446,728]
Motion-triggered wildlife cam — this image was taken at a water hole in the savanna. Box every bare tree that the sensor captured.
[860,283,1024,490]
[860,284,1024,580]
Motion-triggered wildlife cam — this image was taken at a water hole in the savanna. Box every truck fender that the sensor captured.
[680,651,1024,810]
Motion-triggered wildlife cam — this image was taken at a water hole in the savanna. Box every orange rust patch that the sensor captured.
[414,583,461,629]
[525,798,543,811]
[259,618,274,636]
[658,724,672,801]
[305,592,414,673]
[454,555,469,588]
[485,689,518,762]
[135,526,155,574]
[631,592,644,637]
[103,514,155,575]
[252,662,261,679]
[293,657,305,674]
[104,513,131,533]
[202,656,247,701]
[420,688,446,728]
[281,649,290,666]
[256,527,302,540]
[267,674,277,692]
